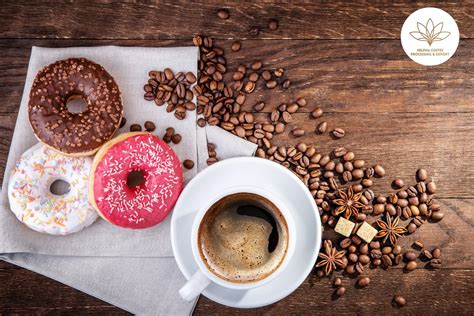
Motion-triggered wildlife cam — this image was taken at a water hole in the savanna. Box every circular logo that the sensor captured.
[401,7,459,66]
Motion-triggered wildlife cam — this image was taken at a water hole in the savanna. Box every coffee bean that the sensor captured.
[261,70,272,81]
[251,60,263,71]
[172,133,182,144]
[309,107,324,120]
[357,276,370,287]
[340,238,352,249]
[352,159,364,169]
[382,254,392,267]
[393,179,404,188]
[374,164,385,176]
[417,181,426,193]
[406,222,417,234]
[266,80,277,89]
[431,212,444,221]
[130,124,142,132]
[393,295,406,307]
[343,152,355,161]
[144,121,156,132]
[275,122,285,134]
[432,248,441,259]
[207,157,218,165]
[254,102,265,112]
[231,40,241,52]
[430,258,442,269]
[119,117,127,128]
[217,8,229,19]
[331,277,342,287]
[404,250,417,262]
[332,128,345,138]
[291,128,305,137]
[296,97,307,107]
[422,249,433,260]
[282,111,293,123]
[335,287,346,297]
[287,103,299,113]
[316,121,327,134]
[413,240,424,250]
[183,159,194,169]
[352,169,364,180]
[359,254,371,265]
[269,19,279,30]
[427,181,437,194]
[282,79,291,89]
[405,261,417,272]
[416,168,428,181]
[249,26,260,36]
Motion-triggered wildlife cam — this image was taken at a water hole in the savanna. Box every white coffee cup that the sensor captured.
[179,185,296,301]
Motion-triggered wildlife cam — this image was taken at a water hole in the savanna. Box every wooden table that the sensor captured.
[1,2,473,314]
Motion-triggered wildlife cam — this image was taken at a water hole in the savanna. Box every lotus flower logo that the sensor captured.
[410,18,451,46]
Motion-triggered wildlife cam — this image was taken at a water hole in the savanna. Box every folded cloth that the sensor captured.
[0,46,257,315]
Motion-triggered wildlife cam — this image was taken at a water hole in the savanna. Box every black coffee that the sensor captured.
[197,192,289,283]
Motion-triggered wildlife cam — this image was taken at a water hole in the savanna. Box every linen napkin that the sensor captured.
[0,46,257,315]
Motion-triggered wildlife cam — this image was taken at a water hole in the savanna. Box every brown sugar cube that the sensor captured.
[334,217,355,238]
[356,221,378,243]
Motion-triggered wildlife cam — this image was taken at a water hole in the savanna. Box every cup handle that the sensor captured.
[179,269,212,301]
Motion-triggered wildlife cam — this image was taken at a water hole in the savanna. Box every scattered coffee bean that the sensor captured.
[374,164,385,177]
[393,179,404,188]
[429,258,442,269]
[335,286,346,297]
[119,117,127,128]
[171,133,182,144]
[416,168,428,181]
[249,27,260,36]
[431,212,444,221]
[393,295,406,307]
[422,249,433,260]
[269,19,279,30]
[130,124,142,132]
[405,261,417,272]
[254,102,265,112]
[333,277,342,287]
[427,181,437,194]
[332,128,345,138]
[404,251,417,262]
[291,128,305,137]
[282,79,291,89]
[183,159,194,169]
[231,41,241,52]
[357,276,370,287]
[311,107,323,119]
[217,8,229,19]
[144,121,156,132]
[413,240,424,250]
[266,80,277,89]
[317,121,328,134]
[432,248,441,259]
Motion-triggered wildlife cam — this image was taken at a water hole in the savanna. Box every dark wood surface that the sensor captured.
[1,1,473,315]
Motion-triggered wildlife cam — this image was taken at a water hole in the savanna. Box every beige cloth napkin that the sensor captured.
[0,46,257,315]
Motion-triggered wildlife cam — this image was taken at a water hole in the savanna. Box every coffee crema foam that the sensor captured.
[197,193,289,283]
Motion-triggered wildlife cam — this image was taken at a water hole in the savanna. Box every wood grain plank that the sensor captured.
[0,39,473,117]
[0,2,472,40]
[0,260,129,314]
[1,260,472,314]
[195,268,474,315]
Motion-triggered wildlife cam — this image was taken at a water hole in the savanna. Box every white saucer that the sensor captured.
[170,157,322,308]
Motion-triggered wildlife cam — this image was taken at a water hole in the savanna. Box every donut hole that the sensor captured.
[127,170,145,188]
[50,179,71,195]
[66,96,88,114]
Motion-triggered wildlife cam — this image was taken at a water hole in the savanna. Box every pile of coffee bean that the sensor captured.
[162,127,182,144]
[144,68,197,120]
[207,143,218,165]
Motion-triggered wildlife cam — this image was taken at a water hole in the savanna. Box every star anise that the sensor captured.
[376,216,407,245]
[316,240,346,275]
[332,185,365,219]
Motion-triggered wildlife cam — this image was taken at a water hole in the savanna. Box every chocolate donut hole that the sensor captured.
[127,170,145,188]
[50,179,71,196]
[66,95,89,114]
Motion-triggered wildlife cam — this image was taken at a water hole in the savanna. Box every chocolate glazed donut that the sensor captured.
[28,58,123,156]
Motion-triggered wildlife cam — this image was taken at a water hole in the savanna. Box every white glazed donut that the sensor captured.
[8,143,98,235]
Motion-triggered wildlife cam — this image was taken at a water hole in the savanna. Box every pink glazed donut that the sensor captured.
[89,132,183,229]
